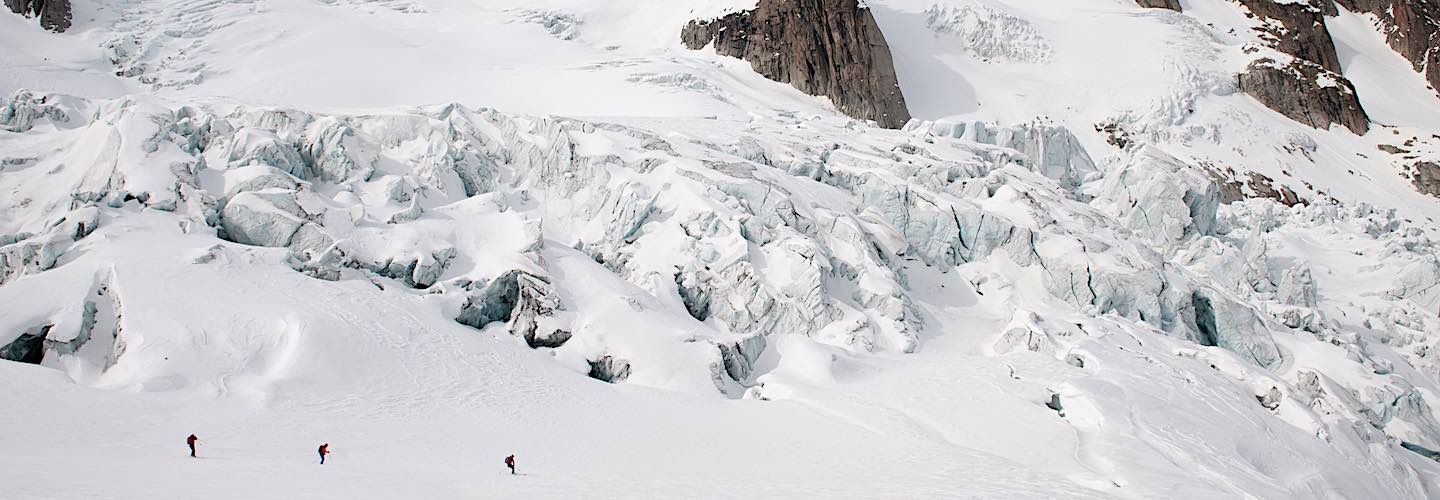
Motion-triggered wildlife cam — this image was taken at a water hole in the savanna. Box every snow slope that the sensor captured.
[5,0,1440,498]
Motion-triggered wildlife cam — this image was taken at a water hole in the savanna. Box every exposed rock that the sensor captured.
[5,0,70,32]
[680,0,911,128]
[1407,161,1440,197]
[1137,0,1182,11]
[1244,172,1304,207]
[1335,0,1440,94]
[1378,144,1410,155]
[1239,0,1344,72]
[1237,58,1369,134]
[1205,164,1306,206]
[1235,0,1370,134]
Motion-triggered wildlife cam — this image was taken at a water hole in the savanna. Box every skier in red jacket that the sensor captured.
[186,434,199,458]
[504,454,515,475]
[318,443,330,464]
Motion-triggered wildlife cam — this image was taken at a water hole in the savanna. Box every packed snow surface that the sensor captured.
[5,0,1440,499]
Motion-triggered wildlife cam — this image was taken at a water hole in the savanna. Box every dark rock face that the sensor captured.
[1137,0,1182,11]
[1237,59,1370,134]
[1236,0,1370,134]
[1207,164,1306,206]
[1240,0,1344,72]
[1407,161,1440,197]
[5,0,71,32]
[681,0,911,128]
[1336,0,1440,93]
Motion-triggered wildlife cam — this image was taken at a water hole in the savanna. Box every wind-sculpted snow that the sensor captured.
[5,89,1440,496]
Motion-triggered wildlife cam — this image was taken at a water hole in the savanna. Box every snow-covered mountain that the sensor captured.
[6,0,1440,498]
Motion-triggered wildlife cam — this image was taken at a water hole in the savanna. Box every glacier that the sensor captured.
[5,0,1440,498]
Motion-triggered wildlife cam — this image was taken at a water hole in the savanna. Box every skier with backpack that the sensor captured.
[318,443,330,464]
[504,454,515,475]
[186,434,199,458]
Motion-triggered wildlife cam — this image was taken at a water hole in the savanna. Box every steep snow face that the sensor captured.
[5,0,1440,498]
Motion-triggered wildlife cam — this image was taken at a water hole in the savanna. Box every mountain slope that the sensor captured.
[5,1,1440,498]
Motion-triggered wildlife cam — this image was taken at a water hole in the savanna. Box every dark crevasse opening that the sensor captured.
[1191,291,1219,347]
[1401,441,1440,461]
[0,325,52,365]
[674,272,711,322]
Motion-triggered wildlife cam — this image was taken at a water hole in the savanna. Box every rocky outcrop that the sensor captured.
[1239,0,1344,72]
[1407,161,1440,197]
[1237,58,1369,134]
[681,0,911,128]
[1236,0,1369,134]
[1203,164,1305,206]
[1335,0,1440,94]
[1137,0,1182,11]
[5,0,70,32]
